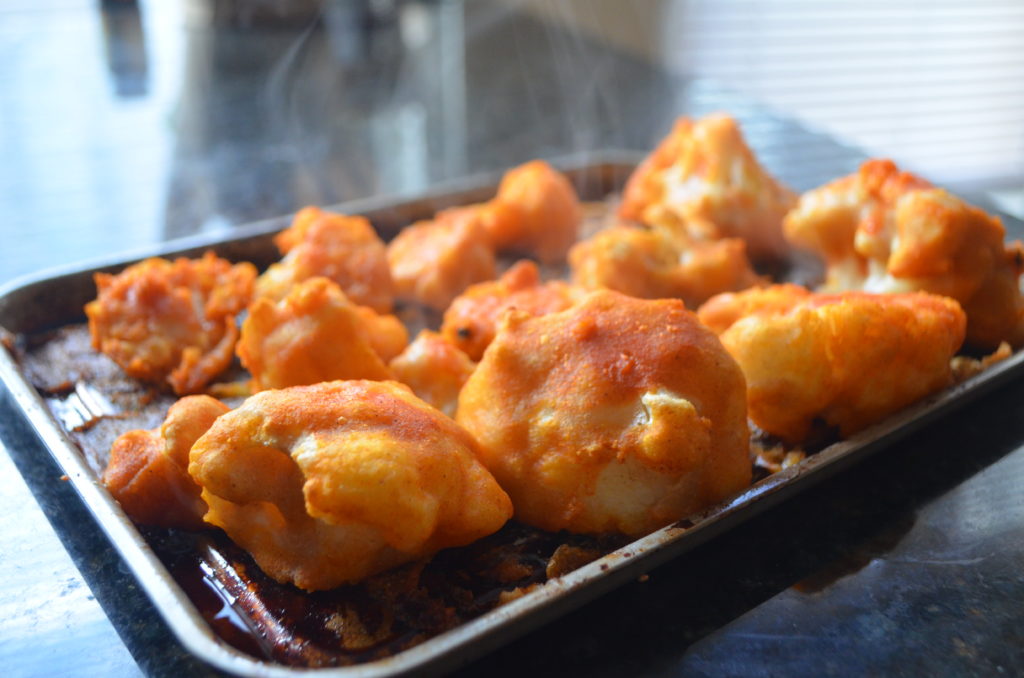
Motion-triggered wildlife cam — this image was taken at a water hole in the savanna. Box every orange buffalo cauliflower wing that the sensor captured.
[440,260,584,361]
[256,207,394,313]
[103,395,230,530]
[456,290,751,536]
[188,380,513,591]
[708,286,966,443]
[86,252,256,395]
[784,159,1024,349]
[387,207,497,310]
[482,159,583,263]
[238,277,401,391]
[619,113,796,262]
[389,330,476,417]
[568,225,761,307]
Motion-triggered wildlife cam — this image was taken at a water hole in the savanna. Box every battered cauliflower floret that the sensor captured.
[256,207,394,313]
[456,290,751,536]
[619,113,797,262]
[696,283,812,335]
[568,225,761,307]
[389,330,476,418]
[483,159,582,263]
[707,286,967,443]
[440,260,584,361]
[103,395,230,530]
[784,159,1024,349]
[85,252,256,395]
[188,380,513,591]
[387,207,497,311]
[237,277,401,391]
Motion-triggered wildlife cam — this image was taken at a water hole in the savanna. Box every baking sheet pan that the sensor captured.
[2,154,1023,676]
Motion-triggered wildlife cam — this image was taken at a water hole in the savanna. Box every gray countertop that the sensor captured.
[2,2,1022,676]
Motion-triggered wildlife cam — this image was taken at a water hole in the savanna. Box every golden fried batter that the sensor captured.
[711,287,966,443]
[389,330,476,417]
[440,260,583,361]
[484,159,582,263]
[784,159,1024,349]
[696,283,812,335]
[619,113,796,262]
[103,395,230,530]
[188,380,513,591]
[456,290,751,536]
[86,252,256,395]
[238,277,397,391]
[354,305,409,363]
[387,207,496,310]
[568,225,761,307]
[256,207,394,313]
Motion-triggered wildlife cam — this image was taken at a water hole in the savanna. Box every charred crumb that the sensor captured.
[0,326,17,352]
[751,441,808,477]
[545,543,606,579]
[496,584,539,605]
[951,342,1013,383]
[36,380,77,397]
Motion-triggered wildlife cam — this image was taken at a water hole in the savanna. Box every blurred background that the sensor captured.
[1,0,1022,286]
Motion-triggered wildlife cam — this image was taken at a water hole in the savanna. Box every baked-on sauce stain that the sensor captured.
[144,524,626,667]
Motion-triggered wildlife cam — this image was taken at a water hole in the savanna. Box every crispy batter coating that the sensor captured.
[440,260,584,361]
[456,290,751,536]
[85,252,256,395]
[484,160,582,263]
[238,278,398,391]
[696,283,812,334]
[568,225,762,307]
[256,207,394,313]
[387,207,497,310]
[188,380,513,590]
[784,159,1024,349]
[710,286,966,443]
[103,396,230,530]
[389,330,476,417]
[619,113,796,261]
[354,305,409,363]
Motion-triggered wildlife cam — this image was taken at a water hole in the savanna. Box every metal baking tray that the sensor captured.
[2,154,1023,677]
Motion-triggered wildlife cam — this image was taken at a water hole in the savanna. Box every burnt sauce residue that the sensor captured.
[145,524,626,667]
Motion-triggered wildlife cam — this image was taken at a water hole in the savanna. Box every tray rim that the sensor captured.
[2,153,1023,676]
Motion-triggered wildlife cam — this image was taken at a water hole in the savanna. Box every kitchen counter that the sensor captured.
[2,2,1022,676]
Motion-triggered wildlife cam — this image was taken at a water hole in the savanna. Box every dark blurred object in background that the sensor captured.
[100,0,149,97]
